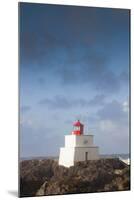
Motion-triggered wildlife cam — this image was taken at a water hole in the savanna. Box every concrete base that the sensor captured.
[59,146,99,167]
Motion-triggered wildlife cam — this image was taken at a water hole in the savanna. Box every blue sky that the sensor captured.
[19,3,130,157]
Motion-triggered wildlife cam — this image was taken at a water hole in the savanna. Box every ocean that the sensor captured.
[20,153,130,161]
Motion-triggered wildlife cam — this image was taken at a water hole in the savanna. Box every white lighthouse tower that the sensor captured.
[59,120,99,167]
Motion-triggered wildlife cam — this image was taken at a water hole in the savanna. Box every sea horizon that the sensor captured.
[20,153,130,161]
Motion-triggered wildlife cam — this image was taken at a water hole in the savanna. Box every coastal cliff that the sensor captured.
[20,158,130,197]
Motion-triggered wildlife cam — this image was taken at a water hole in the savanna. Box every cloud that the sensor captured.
[20,4,129,94]
[97,100,128,122]
[62,99,129,154]
[20,31,61,65]
[123,101,129,112]
[96,118,129,154]
[39,95,71,109]
[99,120,117,133]
[20,4,98,64]
[89,94,106,106]
[38,94,106,109]
[94,100,129,153]
[20,99,129,156]
[20,4,129,156]
[119,71,129,83]
[54,49,121,93]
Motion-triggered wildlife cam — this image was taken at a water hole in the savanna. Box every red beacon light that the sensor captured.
[72,120,84,135]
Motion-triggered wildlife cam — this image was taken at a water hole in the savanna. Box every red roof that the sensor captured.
[73,120,83,126]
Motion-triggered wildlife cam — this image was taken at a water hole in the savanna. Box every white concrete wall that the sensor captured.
[74,147,99,162]
[59,135,99,167]
[59,146,99,167]
[65,135,93,147]
[59,147,75,167]
[65,135,76,147]
[75,135,93,147]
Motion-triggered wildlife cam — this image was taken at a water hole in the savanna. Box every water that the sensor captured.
[100,153,130,160]
[20,154,130,162]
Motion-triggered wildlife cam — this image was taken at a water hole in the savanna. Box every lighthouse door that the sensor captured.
[85,152,88,161]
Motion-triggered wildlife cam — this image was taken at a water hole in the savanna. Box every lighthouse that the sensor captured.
[59,120,99,167]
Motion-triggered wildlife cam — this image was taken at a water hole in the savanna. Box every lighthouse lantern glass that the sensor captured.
[72,120,84,135]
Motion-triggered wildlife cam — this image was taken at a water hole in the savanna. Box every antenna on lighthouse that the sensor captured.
[86,112,89,134]
[75,114,81,122]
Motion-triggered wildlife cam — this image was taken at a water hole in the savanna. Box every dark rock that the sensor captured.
[19,158,130,197]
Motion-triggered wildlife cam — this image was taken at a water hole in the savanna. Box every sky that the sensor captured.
[19,3,130,158]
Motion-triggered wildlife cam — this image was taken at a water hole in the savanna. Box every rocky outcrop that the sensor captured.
[19,159,56,197]
[19,158,130,197]
[36,181,48,196]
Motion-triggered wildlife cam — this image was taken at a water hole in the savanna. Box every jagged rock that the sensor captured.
[114,169,123,175]
[19,158,130,197]
[36,181,48,196]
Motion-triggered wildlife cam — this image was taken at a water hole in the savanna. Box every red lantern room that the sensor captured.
[72,120,84,135]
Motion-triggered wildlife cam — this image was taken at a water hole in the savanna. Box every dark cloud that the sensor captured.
[56,52,121,93]
[20,31,63,65]
[39,96,71,109]
[89,94,106,106]
[38,94,106,109]
[94,70,120,92]
[21,31,125,94]
[20,3,129,156]
[20,3,129,94]
[119,71,129,83]
[97,100,129,124]
[20,3,129,64]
